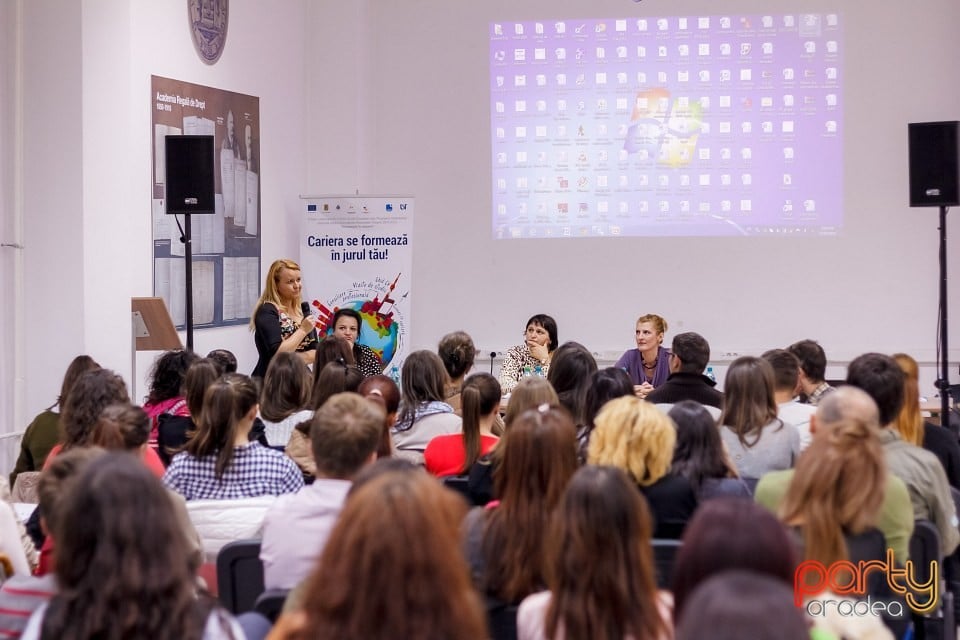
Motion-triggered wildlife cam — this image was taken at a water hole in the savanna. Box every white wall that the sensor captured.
[301,0,960,399]
[8,0,309,465]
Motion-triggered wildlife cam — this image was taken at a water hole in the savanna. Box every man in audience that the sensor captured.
[0,448,104,637]
[754,386,914,564]
[846,353,960,557]
[260,392,384,590]
[646,332,722,409]
[787,339,836,405]
[761,349,817,451]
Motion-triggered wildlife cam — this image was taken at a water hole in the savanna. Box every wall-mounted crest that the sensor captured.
[188,0,229,65]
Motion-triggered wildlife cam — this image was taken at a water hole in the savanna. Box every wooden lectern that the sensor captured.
[131,297,182,401]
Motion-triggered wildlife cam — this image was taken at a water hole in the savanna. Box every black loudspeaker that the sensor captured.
[165,135,215,215]
[908,121,960,207]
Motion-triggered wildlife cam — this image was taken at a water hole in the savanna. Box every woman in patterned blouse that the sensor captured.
[497,314,558,394]
[330,308,383,378]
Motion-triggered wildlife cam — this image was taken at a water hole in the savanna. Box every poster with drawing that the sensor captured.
[150,75,260,329]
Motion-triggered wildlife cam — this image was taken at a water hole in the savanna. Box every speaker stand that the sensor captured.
[174,214,195,350]
[936,205,953,431]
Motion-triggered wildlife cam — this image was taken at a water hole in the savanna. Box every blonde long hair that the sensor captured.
[588,396,676,487]
[249,259,303,330]
[779,415,886,567]
[892,353,924,446]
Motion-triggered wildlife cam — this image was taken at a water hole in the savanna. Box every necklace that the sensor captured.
[641,349,659,370]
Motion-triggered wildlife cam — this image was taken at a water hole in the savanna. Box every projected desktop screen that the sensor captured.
[490,13,842,238]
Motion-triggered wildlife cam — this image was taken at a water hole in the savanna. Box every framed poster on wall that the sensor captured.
[150,74,261,330]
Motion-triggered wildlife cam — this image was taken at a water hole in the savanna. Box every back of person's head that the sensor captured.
[397,350,448,425]
[503,377,558,427]
[718,356,779,445]
[675,571,810,640]
[357,375,401,457]
[669,400,734,491]
[205,348,237,374]
[146,349,198,404]
[89,403,150,451]
[584,367,635,429]
[348,456,422,493]
[486,405,578,602]
[309,361,363,411]
[526,313,559,352]
[43,452,206,640]
[459,373,502,473]
[672,497,796,621]
[780,414,886,567]
[309,392,384,479]
[671,332,710,372]
[38,447,106,537]
[589,395,676,487]
[815,385,880,429]
[845,353,905,426]
[55,355,101,409]
[546,341,598,425]
[60,368,130,451]
[437,331,476,381]
[544,465,666,640]
[260,351,311,422]
[182,358,221,419]
[761,348,801,394]
[186,373,259,478]
[892,352,924,446]
[313,337,356,387]
[298,471,488,640]
[787,339,828,383]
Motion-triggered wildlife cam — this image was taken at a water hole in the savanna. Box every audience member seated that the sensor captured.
[391,350,462,464]
[438,330,477,413]
[288,362,362,475]
[646,331,722,411]
[615,313,670,399]
[44,368,130,468]
[258,352,313,448]
[718,356,800,481]
[755,387,914,565]
[260,392,382,590]
[158,358,220,466]
[894,352,960,489]
[517,466,672,640]
[467,377,559,506]
[761,348,817,450]
[578,367,635,462]
[310,336,355,388]
[787,339,836,405]
[206,348,238,374]
[498,314,558,393]
[0,449,103,636]
[11,355,99,488]
[20,452,243,639]
[269,471,487,640]
[425,374,500,477]
[163,373,303,500]
[89,403,165,477]
[675,571,810,640]
[668,401,751,500]
[589,396,698,538]
[329,308,383,378]
[142,349,199,449]
[846,352,960,556]
[463,406,578,614]
[546,341,598,442]
[779,404,908,636]
[671,498,797,624]
[357,374,400,458]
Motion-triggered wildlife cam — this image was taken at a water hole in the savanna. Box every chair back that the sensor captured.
[909,519,956,640]
[487,602,519,640]
[253,587,289,623]
[442,475,472,501]
[651,538,682,589]
[216,538,265,614]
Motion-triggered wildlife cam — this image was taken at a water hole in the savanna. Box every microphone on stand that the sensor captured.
[489,351,497,375]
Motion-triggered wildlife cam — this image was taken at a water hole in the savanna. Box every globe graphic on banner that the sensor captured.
[325,299,400,367]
